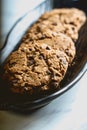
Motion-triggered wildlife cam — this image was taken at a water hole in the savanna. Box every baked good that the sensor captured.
[3,8,86,96]
[39,8,86,41]
[21,33,75,64]
[3,34,75,95]
[22,20,65,42]
[39,8,86,26]
[23,8,86,42]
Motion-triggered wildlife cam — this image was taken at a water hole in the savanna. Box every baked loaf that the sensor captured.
[2,8,86,95]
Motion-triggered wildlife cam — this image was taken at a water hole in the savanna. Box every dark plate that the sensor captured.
[0,0,87,112]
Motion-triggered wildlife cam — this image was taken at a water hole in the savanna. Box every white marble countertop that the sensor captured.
[0,1,87,130]
[0,72,87,130]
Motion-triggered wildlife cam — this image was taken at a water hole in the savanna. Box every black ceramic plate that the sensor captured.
[0,0,87,112]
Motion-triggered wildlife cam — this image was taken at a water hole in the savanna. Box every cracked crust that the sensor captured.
[3,49,68,94]
[23,8,86,42]
[25,20,65,41]
[21,33,75,64]
[3,34,76,95]
[39,8,86,41]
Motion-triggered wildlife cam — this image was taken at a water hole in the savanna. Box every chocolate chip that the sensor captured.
[69,22,74,25]
[72,27,75,30]
[27,56,35,66]
[9,62,16,67]
[52,22,57,26]
[28,56,33,60]
[46,46,50,50]
[39,54,44,59]
[29,48,32,51]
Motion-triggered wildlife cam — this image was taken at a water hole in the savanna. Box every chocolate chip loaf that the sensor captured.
[2,8,86,95]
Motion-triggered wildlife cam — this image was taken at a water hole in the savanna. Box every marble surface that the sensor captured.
[0,72,87,130]
[0,1,87,130]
